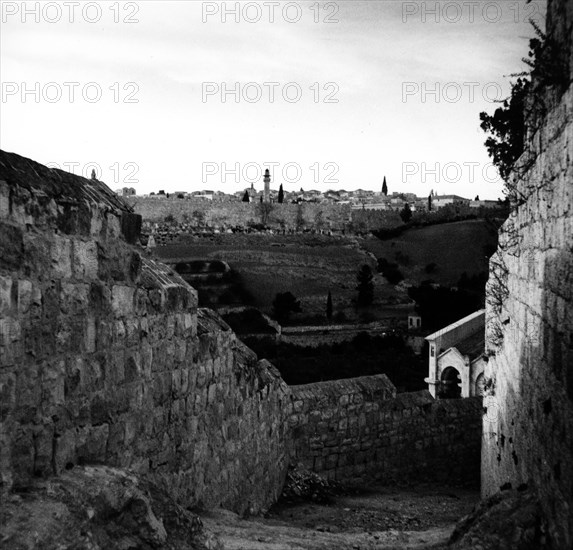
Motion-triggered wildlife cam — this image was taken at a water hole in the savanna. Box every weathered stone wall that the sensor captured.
[289,376,482,485]
[0,151,289,514]
[481,0,573,546]
[130,197,402,232]
[279,322,392,348]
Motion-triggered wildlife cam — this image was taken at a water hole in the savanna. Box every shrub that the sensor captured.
[272,291,302,321]
[377,257,404,285]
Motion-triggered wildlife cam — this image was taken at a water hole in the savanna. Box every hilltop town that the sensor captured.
[116,175,500,213]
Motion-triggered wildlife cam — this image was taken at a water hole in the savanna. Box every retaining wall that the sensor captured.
[289,375,482,485]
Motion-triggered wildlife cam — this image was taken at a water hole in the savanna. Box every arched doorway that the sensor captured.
[440,367,461,399]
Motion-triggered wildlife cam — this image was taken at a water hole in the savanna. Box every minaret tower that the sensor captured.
[263,168,271,203]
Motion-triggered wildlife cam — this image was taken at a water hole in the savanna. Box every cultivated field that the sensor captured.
[155,234,398,322]
[154,221,497,323]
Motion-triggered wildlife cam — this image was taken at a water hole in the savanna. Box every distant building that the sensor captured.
[431,195,470,210]
[408,314,422,330]
[351,202,389,211]
[469,200,499,209]
[425,309,485,399]
[192,190,214,200]
[115,187,136,197]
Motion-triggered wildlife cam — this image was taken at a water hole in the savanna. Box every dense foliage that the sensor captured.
[245,332,427,391]
[399,203,412,223]
[356,265,374,306]
[272,291,302,321]
[479,20,566,188]
[377,258,404,285]
[408,281,484,332]
[479,77,530,183]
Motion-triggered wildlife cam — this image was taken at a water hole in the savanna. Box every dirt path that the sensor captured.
[202,484,478,550]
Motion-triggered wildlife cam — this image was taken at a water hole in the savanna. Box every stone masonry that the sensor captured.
[0,149,484,522]
[129,196,402,233]
[0,150,289,514]
[482,0,573,546]
[289,375,482,485]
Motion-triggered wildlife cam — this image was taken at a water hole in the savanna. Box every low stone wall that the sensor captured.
[289,376,482,485]
[280,322,390,347]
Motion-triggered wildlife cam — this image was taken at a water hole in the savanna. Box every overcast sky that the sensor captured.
[1,1,545,198]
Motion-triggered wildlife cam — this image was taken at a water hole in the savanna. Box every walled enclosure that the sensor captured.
[0,150,289,514]
[482,0,573,547]
[130,196,403,233]
[289,376,482,485]
[0,150,484,520]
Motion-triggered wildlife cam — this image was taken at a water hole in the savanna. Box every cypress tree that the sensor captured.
[356,265,374,306]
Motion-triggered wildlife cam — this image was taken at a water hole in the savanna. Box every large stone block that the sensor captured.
[72,240,99,279]
[111,285,135,318]
[50,237,73,279]
[0,223,24,271]
[0,276,14,316]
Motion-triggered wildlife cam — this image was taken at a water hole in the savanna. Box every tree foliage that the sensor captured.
[295,204,305,231]
[242,190,250,202]
[479,77,530,184]
[278,184,284,204]
[479,20,566,191]
[399,203,412,223]
[356,265,374,306]
[272,292,302,321]
[256,201,275,225]
[326,290,333,321]
[408,283,483,332]
[377,258,404,285]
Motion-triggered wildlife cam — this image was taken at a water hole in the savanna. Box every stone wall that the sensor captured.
[481,0,573,546]
[0,149,487,522]
[129,197,402,233]
[289,375,482,485]
[0,150,289,514]
[280,321,393,348]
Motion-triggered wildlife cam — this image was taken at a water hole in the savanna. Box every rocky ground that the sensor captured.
[1,467,549,550]
[202,483,479,550]
[0,466,222,550]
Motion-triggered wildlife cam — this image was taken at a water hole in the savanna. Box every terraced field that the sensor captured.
[154,222,497,323]
[155,234,399,322]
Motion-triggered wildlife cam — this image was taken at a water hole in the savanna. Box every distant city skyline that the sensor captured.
[2,1,544,198]
[127,182,495,202]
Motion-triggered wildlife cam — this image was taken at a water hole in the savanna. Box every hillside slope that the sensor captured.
[361,220,498,286]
